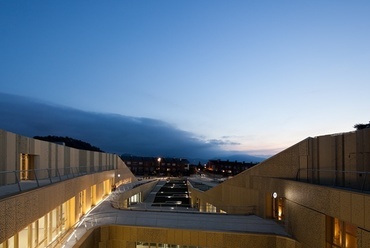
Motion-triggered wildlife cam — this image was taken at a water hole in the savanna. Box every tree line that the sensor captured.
[354,121,370,130]
[33,135,103,152]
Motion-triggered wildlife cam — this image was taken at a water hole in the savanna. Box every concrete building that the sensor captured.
[122,156,190,177]
[205,159,257,176]
[1,128,369,247]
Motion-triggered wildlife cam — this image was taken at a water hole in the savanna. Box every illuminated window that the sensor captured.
[206,202,216,213]
[326,216,357,248]
[273,197,285,221]
[19,153,36,180]
[38,216,46,247]
[7,236,14,248]
[18,225,29,247]
[136,242,204,248]
[130,193,141,205]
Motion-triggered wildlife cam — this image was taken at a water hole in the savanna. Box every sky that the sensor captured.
[1,1,370,158]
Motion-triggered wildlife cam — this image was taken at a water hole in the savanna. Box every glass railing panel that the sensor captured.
[0,165,115,199]
[296,169,370,192]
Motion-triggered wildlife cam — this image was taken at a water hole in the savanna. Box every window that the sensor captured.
[272,197,285,221]
[7,236,14,248]
[136,242,204,248]
[20,154,36,180]
[326,216,357,248]
[18,225,28,247]
[38,216,46,247]
[206,202,216,213]
[130,193,141,205]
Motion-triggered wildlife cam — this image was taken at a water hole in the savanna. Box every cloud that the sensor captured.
[206,139,241,146]
[0,92,236,159]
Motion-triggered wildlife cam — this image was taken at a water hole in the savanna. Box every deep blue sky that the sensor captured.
[1,1,370,156]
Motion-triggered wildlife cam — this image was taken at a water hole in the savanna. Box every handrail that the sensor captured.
[297,168,370,174]
[0,165,116,199]
[295,168,370,192]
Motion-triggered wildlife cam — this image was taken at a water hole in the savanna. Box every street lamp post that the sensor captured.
[157,157,161,177]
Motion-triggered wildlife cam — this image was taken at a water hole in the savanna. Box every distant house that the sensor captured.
[205,159,257,176]
[121,156,190,177]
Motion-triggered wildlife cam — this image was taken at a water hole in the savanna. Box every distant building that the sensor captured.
[121,156,190,177]
[205,159,257,176]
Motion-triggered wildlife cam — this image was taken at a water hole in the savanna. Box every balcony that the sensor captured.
[0,165,115,199]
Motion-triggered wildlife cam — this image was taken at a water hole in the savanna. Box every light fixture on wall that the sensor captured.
[272,192,277,199]
[117,174,121,178]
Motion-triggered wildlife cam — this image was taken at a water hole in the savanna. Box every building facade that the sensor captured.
[1,128,370,247]
[189,128,370,247]
[205,159,257,176]
[121,156,190,177]
[0,129,137,248]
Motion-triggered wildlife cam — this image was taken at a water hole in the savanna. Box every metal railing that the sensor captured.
[296,169,370,192]
[111,199,255,215]
[187,179,217,192]
[0,165,115,198]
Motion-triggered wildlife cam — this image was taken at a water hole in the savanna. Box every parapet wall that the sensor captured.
[0,129,136,186]
[0,171,111,243]
[77,225,300,248]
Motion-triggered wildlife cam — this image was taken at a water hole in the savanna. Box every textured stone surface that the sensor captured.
[0,201,5,241]
[359,228,370,248]
[352,193,365,227]
[86,225,299,248]
[340,191,352,223]
[365,196,370,230]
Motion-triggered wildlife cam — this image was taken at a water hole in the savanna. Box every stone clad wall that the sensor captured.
[0,130,17,173]
[189,129,370,247]
[0,129,133,185]
[0,129,137,244]
[0,171,111,243]
[77,225,300,248]
[193,129,370,214]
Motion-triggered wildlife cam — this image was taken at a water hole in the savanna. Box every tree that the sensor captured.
[33,135,103,152]
[353,121,370,130]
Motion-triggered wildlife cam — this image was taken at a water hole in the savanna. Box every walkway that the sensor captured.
[61,179,289,248]
[142,179,166,203]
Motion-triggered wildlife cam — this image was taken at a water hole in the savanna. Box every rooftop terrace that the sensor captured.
[61,178,290,248]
